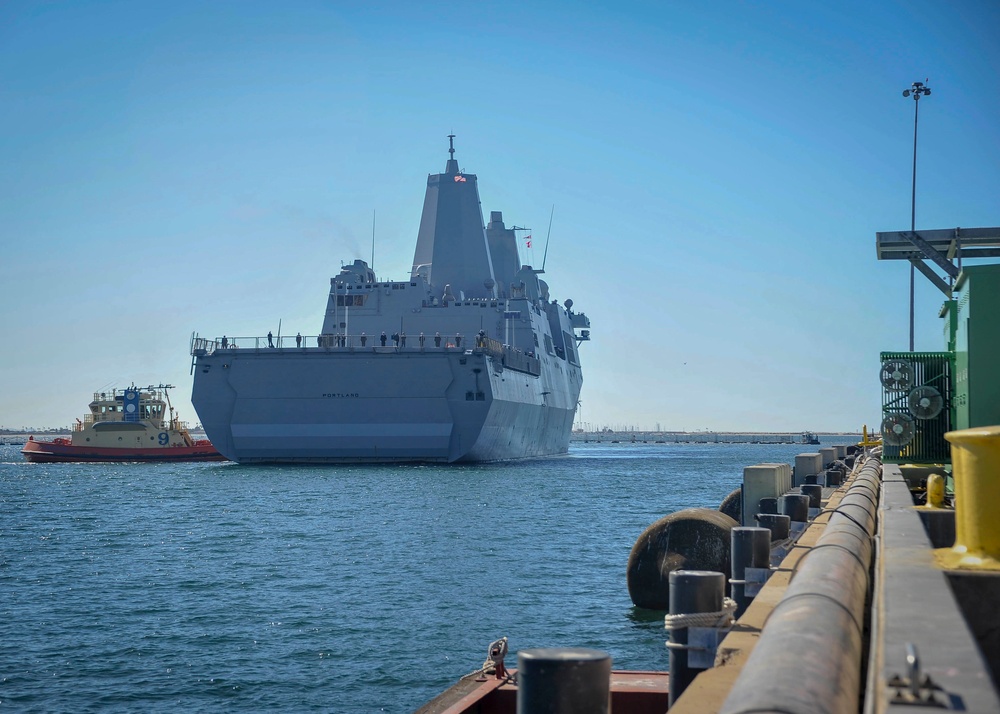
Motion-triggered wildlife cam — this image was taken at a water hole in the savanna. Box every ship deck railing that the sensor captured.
[191,334,543,372]
[194,334,475,352]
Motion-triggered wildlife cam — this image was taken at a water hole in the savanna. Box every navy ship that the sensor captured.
[189,138,590,463]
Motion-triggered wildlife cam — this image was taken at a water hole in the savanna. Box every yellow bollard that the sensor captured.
[860,424,882,448]
[938,425,1000,570]
[925,472,946,508]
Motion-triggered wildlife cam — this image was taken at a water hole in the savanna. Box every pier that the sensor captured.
[570,431,843,445]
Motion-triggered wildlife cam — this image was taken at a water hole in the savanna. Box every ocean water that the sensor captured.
[0,439,846,712]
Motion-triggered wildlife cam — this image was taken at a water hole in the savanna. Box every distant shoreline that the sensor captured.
[3,429,857,437]
[572,430,862,436]
[571,430,862,444]
[2,429,859,448]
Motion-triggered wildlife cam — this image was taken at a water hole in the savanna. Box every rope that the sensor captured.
[459,637,509,681]
[664,597,738,631]
[459,665,491,681]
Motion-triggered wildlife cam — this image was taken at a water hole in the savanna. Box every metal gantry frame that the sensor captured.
[876,226,1000,293]
[876,226,1000,350]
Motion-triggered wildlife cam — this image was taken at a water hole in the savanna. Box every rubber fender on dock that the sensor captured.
[718,486,742,523]
[627,508,737,610]
[719,457,881,714]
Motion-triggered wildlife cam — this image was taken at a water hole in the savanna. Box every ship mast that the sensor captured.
[446,133,459,173]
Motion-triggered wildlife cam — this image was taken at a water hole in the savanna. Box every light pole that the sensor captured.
[903,80,931,352]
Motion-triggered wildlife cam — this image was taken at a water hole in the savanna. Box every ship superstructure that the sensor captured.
[189,140,590,463]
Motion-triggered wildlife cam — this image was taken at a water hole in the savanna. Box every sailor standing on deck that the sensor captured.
[267,331,274,348]
[295,332,302,348]
[360,332,367,347]
[434,332,441,347]
[380,332,387,347]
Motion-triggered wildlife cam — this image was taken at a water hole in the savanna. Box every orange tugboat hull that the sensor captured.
[21,438,226,463]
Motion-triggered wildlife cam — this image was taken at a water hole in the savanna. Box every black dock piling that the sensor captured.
[731,527,771,617]
[779,494,810,524]
[667,570,727,707]
[757,497,778,515]
[801,484,823,509]
[517,648,611,714]
[755,513,791,541]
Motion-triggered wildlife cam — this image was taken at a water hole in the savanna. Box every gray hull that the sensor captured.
[192,346,579,463]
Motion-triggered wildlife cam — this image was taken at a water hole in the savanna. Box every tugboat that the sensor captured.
[22,384,225,463]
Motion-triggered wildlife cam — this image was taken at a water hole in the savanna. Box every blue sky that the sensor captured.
[2,0,998,432]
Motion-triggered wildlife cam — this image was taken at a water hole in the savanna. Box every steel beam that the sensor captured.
[910,259,952,296]
[901,231,959,278]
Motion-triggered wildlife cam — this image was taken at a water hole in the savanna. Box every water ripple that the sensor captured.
[0,440,833,711]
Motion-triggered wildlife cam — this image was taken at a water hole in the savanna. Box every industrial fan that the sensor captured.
[908,385,944,420]
[881,413,915,447]
[880,359,914,392]
[879,351,952,463]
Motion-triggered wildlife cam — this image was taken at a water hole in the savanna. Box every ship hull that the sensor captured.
[191,347,580,464]
[21,438,226,463]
